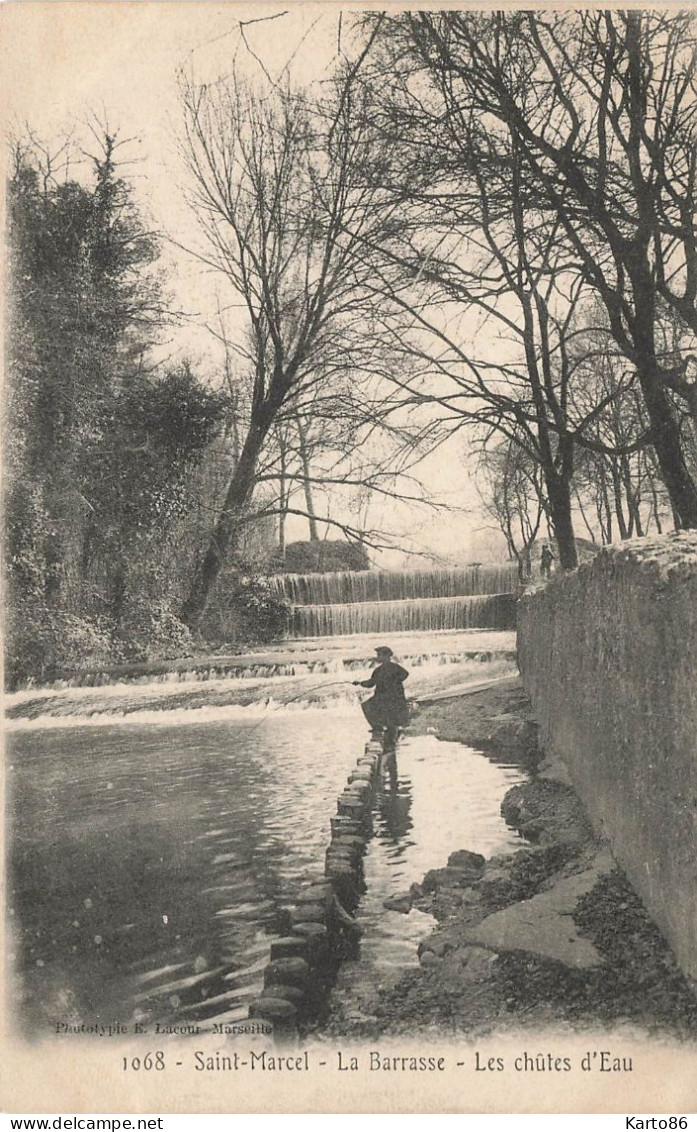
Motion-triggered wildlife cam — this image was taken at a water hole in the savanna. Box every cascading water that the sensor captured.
[8,621,523,1035]
[268,564,519,638]
[268,564,519,605]
[290,594,516,638]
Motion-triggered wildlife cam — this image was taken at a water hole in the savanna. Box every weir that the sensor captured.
[268,564,519,638]
[269,564,518,605]
[290,594,516,637]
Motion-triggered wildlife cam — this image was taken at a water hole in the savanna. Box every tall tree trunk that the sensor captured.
[638,368,697,527]
[574,485,598,545]
[610,464,630,539]
[521,544,532,582]
[621,456,641,538]
[295,413,319,541]
[180,424,266,629]
[648,468,664,535]
[594,462,611,544]
[633,507,644,538]
[276,484,287,559]
[629,256,697,525]
[278,506,287,559]
[623,18,697,526]
[544,469,578,569]
[277,479,286,563]
[278,444,287,560]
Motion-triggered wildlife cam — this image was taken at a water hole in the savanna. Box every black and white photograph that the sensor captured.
[2,3,697,1115]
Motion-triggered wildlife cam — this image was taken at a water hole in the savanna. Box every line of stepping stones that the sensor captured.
[246,738,384,1038]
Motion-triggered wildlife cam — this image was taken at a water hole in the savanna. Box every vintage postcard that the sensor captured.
[2,1,697,1115]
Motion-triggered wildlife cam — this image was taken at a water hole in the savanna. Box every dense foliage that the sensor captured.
[201,574,291,649]
[5,138,227,686]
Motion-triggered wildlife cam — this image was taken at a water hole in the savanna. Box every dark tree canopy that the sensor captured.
[5,135,227,684]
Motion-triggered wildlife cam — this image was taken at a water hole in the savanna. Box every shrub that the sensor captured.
[231,575,290,644]
[112,597,194,662]
[5,597,114,689]
[275,539,370,574]
[202,574,290,647]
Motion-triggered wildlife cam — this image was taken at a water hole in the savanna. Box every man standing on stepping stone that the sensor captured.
[353,645,410,749]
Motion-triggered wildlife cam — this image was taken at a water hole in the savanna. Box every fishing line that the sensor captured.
[242,677,363,736]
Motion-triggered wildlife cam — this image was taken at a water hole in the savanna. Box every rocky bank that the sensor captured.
[316,680,697,1042]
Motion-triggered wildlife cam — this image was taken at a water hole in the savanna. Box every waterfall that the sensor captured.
[289,594,516,638]
[266,564,518,638]
[267,564,518,605]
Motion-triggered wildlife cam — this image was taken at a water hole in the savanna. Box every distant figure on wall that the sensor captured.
[353,646,409,749]
[540,544,555,579]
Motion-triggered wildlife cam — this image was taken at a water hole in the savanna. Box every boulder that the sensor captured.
[478,869,520,904]
[291,922,329,957]
[263,957,310,987]
[459,946,498,982]
[296,884,333,905]
[417,935,452,959]
[248,997,297,1022]
[337,799,367,819]
[459,887,484,905]
[330,817,364,837]
[422,866,482,893]
[290,904,326,925]
[329,836,365,858]
[344,783,370,801]
[348,769,373,784]
[481,867,510,883]
[464,854,614,969]
[448,850,486,871]
[259,983,305,1004]
[419,950,443,969]
[269,936,309,961]
[383,891,413,914]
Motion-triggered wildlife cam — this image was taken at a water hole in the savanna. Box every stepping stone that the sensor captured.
[263,957,310,987]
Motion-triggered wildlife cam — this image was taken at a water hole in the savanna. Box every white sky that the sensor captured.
[1,3,507,566]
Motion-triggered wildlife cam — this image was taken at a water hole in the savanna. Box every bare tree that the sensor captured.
[380,11,697,527]
[476,437,544,581]
[177,71,427,627]
[570,326,673,542]
[342,29,652,568]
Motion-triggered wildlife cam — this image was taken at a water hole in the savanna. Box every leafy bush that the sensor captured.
[5,592,195,687]
[5,598,114,689]
[203,574,290,647]
[112,597,194,662]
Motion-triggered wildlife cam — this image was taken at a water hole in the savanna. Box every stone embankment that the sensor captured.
[247,738,384,1037]
[518,531,697,984]
[373,764,697,1038]
[320,681,697,1041]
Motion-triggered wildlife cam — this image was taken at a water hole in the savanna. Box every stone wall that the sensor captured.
[517,532,697,982]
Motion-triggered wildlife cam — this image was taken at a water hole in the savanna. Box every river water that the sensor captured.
[7,708,362,1035]
[324,735,526,1028]
[7,632,526,1038]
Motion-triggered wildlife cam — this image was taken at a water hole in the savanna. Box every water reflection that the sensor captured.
[375,751,413,844]
[324,735,528,1027]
